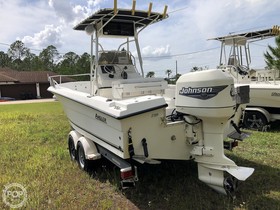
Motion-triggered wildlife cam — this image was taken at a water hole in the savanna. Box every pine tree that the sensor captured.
[264,36,280,70]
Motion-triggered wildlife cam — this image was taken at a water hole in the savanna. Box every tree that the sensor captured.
[174,73,181,81]
[7,40,30,70]
[21,50,37,71]
[165,69,172,79]
[57,52,79,75]
[76,53,90,72]
[8,40,28,61]
[146,71,155,78]
[264,36,280,70]
[0,51,12,67]
[39,45,60,71]
[76,52,91,80]
[190,66,201,72]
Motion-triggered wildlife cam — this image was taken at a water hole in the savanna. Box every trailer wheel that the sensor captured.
[243,111,267,130]
[77,142,90,171]
[68,136,76,161]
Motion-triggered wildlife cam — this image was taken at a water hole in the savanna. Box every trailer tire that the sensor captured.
[68,135,76,161]
[77,142,90,171]
[243,111,267,130]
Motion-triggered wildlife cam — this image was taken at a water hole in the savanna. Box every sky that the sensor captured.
[0,0,280,77]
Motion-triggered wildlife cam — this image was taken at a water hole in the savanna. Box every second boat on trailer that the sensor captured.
[48,1,254,196]
[209,26,280,130]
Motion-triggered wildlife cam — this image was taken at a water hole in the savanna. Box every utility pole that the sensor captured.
[176,60,178,78]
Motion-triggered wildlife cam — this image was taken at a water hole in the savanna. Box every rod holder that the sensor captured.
[114,0,117,15]
[163,5,168,18]
[148,2,153,17]
[131,0,136,15]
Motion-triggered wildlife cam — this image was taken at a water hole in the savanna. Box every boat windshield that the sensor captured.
[98,51,133,65]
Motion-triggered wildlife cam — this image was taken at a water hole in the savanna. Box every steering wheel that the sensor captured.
[238,65,250,75]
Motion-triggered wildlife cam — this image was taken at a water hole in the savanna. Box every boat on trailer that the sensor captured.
[48,1,254,196]
[209,26,280,130]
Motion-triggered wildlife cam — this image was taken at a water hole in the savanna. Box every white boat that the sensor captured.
[209,26,280,130]
[48,1,253,196]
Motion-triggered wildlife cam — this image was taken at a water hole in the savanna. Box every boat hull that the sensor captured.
[49,86,192,161]
[236,83,280,108]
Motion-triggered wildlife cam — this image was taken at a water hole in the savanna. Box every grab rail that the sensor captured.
[48,73,91,87]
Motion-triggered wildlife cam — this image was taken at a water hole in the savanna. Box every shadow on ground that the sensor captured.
[86,154,280,210]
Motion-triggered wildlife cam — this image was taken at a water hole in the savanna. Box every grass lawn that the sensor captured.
[0,102,279,209]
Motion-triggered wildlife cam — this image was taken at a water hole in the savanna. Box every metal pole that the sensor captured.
[223,42,227,66]
[219,42,223,66]
[239,46,243,66]
[134,26,144,77]
[245,44,249,68]
[94,30,99,95]
[89,34,94,96]
[176,60,178,76]
[135,36,144,77]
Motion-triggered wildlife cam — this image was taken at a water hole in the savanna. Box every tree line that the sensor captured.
[0,40,90,75]
[1,36,279,79]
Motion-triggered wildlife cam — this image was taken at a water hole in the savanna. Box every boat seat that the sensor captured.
[112,78,168,99]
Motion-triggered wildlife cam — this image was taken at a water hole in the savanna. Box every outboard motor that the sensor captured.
[175,69,254,195]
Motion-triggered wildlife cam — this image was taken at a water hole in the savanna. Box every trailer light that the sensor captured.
[120,167,134,179]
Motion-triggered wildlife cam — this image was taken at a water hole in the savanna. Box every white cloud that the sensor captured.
[88,0,104,7]
[0,0,55,44]
[48,0,103,27]
[48,0,75,23]
[1,0,279,73]
[148,0,280,73]
[142,45,171,58]
[185,0,279,39]
[22,25,63,49]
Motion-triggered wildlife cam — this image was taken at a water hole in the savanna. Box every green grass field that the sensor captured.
[0,102,279,209]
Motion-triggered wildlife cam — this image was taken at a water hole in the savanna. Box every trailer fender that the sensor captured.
[245,107,270,122]
[69,130,82,150]
[78,136,101,160]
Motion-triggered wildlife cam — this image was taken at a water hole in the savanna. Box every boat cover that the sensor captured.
[209,25,280,42]
[74,8,168,31]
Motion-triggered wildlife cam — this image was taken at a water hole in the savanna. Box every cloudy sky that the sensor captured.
[0,0,279,77]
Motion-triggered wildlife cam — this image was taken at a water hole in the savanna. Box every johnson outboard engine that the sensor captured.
[175,69,254,195]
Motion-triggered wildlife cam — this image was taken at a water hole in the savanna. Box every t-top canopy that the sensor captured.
[209,25,280,45]
[74,8,168,31]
